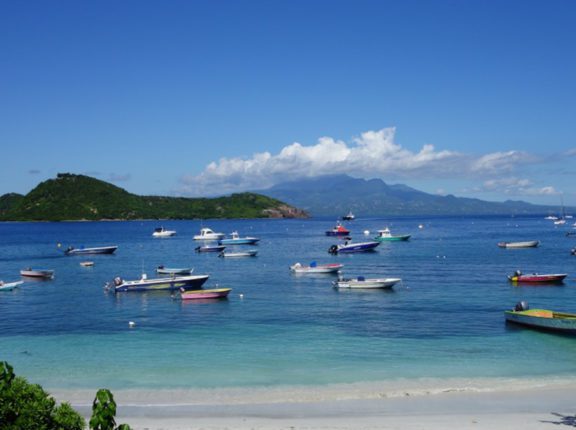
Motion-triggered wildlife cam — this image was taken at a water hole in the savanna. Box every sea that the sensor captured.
[1,215,576,398]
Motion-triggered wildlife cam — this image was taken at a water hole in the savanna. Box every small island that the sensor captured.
[0,173,308,221]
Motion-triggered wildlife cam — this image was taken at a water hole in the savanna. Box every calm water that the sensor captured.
[1,216,575,391]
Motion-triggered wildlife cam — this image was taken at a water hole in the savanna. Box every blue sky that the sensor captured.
[1,0,575,206]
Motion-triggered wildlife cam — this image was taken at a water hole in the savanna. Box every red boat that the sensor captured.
[508,271,567,283]
[325,222,350,236]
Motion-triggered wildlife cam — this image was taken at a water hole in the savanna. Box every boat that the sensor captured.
[374,227,411,242]
[195,244,226,253]
[328,241,380,254]
[152,227,176,237]
[290,262,343,274]
[156,266,193,275]
[333,276,401,289]
[193,228,225,241]
[106,273,209,292]
[179,288,232,300]
[80,261,94,267]
[325,222,350,236]
[20,268,54,279]
[505,301,576,334]
[64,245,118,255]
[219,231,260,245]
[0,280,24,291]
[572,247,576,256]
[497,241,539,249]
[341,210,355,221]
[219,250,258,258]
[507,270,567,283]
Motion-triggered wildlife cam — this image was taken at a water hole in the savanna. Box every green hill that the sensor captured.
[0,173,307,221]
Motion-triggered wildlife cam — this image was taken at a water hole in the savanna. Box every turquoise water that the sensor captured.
[1,216,575,391]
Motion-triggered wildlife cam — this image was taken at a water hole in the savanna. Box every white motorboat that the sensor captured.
[334,276,401,289]
[497,241,539,249]
[290,262,343,274]
[219,250,258,258]
[20,268,54,279]
[0,280,24,291]
[194,228,225,240]
[152,227,176,237]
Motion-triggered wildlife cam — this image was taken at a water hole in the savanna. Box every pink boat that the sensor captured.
[180,288,232,300]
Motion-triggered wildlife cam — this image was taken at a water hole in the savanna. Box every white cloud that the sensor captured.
[179,127,464,195]
[481,177,559,196]
[470,151,535,173]
[177,127,554,197]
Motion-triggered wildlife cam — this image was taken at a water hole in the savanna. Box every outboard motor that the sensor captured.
[328,245,338,254]
[114,277,123,286]
[514,301,529,312]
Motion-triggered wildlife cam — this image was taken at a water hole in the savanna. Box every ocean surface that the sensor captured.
[1,216,576,393]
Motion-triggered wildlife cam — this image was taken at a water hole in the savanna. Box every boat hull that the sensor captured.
[334,277,401,289]
[156,267,193,275]
[112,275,209,292]
[375,235,411,242]
[180,288,232,300]
[20,270,54,279]
[497,241,539,249]
[329,241,380,254]
[505,309,576,333]
[290,263,343,274]
[64,246,118,255]
[196,245,226,253]
[0,281,24,291]
[219,238,260,245]
[219,251,258,257]
[508,274,567,283]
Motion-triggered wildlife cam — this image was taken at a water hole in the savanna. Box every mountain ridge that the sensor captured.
[257,174,570,217]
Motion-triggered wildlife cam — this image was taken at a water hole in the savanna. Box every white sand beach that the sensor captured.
[53,378,576,430]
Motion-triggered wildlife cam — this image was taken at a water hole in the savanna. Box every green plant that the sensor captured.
[89,389,131,430]
[0,361,85,430]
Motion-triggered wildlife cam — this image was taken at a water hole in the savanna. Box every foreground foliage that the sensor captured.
[0,362,130,430]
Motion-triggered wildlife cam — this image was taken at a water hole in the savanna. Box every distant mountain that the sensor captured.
[0,173,307,221]
[258,174,568,217]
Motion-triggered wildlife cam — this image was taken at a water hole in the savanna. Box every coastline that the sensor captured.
[52,378,576,429]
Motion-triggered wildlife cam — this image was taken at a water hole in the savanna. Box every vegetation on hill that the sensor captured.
[0,173,307,221]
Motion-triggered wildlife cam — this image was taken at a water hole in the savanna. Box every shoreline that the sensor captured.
[51,378,576,429]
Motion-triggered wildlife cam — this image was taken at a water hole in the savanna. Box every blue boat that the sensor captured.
[328,241,380,254]
[219,231,260,245]
[106,273,209,292]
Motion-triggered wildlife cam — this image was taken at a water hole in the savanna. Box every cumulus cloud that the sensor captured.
[179,127,464,195]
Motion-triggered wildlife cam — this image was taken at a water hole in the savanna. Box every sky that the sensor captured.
[1,0,575,206]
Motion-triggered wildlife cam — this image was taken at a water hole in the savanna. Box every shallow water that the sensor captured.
[1,216,575,391]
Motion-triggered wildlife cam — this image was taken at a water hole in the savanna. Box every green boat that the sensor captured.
[374,227,411,242]
[505,302,576,334]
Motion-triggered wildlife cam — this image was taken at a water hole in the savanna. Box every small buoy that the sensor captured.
[129,321,136,328]
[418,224,424,229]
[239,293,244,299]
[363,230,370,235]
